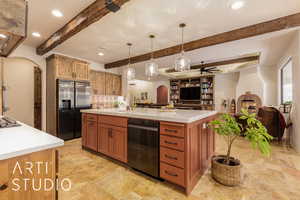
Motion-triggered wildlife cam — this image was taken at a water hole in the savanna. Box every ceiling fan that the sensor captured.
[199,61,222,74]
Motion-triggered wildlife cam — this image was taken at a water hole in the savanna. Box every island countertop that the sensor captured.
[81,108,218,123]
[0,122,64,160]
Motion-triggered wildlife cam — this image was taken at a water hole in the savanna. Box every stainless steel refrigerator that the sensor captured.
[57,80,91,140]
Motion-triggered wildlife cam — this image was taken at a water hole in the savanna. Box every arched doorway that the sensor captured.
[2,57,42,129]
[157,85,168,104]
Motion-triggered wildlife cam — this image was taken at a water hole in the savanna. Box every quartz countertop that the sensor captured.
[81,108,218,123]
[0,122,64,160]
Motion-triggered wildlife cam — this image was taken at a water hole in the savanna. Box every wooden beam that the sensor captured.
[165,55,259,73]
[105,13,300,69]
[36,0,130,55]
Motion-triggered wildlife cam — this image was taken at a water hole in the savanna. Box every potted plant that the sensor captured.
[210,109,273,186]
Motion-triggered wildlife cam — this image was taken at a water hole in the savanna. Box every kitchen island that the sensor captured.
[0,122,64,200]
[81,108,217,194]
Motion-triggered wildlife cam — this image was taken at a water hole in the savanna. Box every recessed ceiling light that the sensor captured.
[98,52,104,56]
[32,32,41,37]
[0,33,7,39]
[52,9,63,18]
[231,1,244,10]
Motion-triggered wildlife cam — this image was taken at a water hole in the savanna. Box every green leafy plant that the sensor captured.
[210,109,273,165]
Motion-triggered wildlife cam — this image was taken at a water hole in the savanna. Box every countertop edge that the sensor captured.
[0,141,64,161]
[81,109,218,123]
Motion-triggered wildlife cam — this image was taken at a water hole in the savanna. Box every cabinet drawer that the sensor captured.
[160,162,185,187]
[99,115,128,127]
[86,114,97,122]
[160,147,184,169]
[160,135,184,151]
[160,122,185,138]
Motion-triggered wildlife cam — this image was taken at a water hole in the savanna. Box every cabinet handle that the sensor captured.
[165,170,178,177]
[165,129,177,133]
[164,141,178,145]
[0,183,8,191]
[165,154,178,160]
[108,128,113,137]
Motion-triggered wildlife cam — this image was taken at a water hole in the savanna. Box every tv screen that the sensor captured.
[180,87,200,100]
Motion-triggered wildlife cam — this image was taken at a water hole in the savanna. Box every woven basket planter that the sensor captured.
[211,155,241,186]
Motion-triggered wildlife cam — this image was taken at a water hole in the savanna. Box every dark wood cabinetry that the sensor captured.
[82,114,127,163]
[82,114,98,151]
[82,112,216,194]
[98,123,127,163]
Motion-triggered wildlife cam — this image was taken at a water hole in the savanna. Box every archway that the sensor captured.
[2,57,42,130]
[157,85,168,104]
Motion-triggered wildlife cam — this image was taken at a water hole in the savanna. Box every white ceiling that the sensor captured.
[23,0,300,79]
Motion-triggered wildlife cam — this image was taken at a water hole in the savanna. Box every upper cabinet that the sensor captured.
[47,54,90,81]
[90,70,106,95]
[90,70,122,96]
[106,73,122,96]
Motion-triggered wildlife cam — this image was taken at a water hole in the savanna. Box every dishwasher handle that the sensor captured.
[128,124,159,132]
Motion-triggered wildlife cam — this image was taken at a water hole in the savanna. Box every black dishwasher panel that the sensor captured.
[127,118,160,178]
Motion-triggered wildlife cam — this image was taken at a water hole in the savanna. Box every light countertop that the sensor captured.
[0,122,64,160]
[81,108,218,123]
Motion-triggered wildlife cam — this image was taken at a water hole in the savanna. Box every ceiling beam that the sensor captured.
[105,12,300,69]
[36,0,130,55]
[165,55,259,73]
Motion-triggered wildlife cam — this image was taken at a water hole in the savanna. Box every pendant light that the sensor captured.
[174,23,191,72]
[145,35,159,80]
[125,43,135,80]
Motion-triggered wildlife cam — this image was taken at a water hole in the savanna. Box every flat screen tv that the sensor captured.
[180,87,200,100]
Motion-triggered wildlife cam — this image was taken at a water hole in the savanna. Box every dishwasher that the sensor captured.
[127,118,160,178]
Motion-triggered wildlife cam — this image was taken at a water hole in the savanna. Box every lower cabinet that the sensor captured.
[82,114,127,163]
[98,124,127,163]
[82,114,98,151]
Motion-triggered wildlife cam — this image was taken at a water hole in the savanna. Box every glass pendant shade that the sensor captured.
[174,52,191,72]
[126,67,135,80]
[145,59,159,79]
[174,23,191,72]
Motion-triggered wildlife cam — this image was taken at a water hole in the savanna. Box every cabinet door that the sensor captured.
[56,56,74,79]
[82,114,87,147]
[112,75,122,96]
[98,125,110,155]
[89,70,97,94]
[110,126,127,163]
[105,73,114,95]
[74,61,89,81]
[86,120,98,151]
[96,72,106,95]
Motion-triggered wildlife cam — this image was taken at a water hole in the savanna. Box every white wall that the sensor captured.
[236,66,264,103]
[3,58,35,127]
[259,65,278,106]
[214,73,239,112]
[277,31,300,152]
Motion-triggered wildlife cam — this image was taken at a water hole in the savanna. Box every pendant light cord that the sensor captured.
[181,26,184,53]
[127,43,132,66]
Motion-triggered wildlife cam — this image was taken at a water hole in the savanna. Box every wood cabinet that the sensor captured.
[98,124,127,163]
[90,70,106,95]
[82,114,98,151]
[90,71,122,96]
[0,149,57,200]
[105,73,122,96]
[47,54,89,81]
[82,114,127,163]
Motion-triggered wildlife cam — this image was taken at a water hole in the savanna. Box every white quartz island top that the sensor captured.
[0,122,64,160]
[81,108,218,123]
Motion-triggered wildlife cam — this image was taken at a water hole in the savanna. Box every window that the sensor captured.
[281,58,293,104]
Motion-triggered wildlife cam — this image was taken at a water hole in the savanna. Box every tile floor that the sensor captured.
[58,136,300,200]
